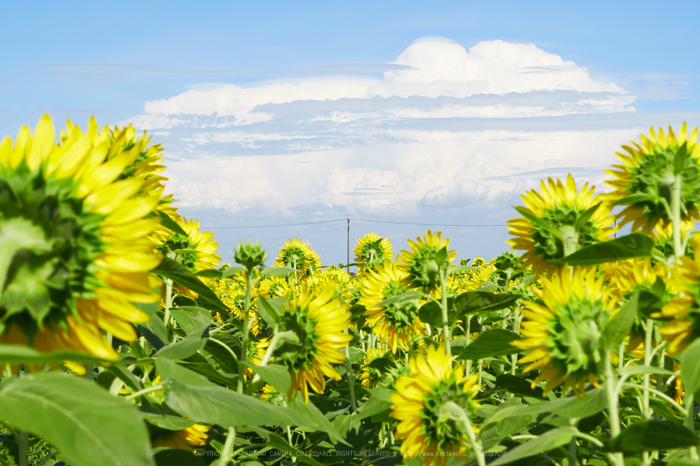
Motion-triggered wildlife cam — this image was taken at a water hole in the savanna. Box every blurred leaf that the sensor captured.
[0,344,109,365]
[514,206,563,240]
[453,291,521,317]
[243,362,291,394]
[553,233,654,266]
[619,365,673,378]
[156,325,209,360]
[156,210,188,237]
[153,258,227,313]
[601,291,639,352]
[681,339,700,398]
[638,290,665,319]
[489,426,577,465]
[574,202,601,231]
[519,388,606,419]
[138,317,168,350]
[674,142,689,175]
[171,306,212,335]
[257,297,283,326]
[154,448,206,466]
[375,290,424,308]
[418,300,444,328]
[611,193,659,207]
[605,421,699,454]
[447,265,477,276]
[289,397,347,445]
[0,372,153,466]
[458,329,523,360]
[142,412,195,431]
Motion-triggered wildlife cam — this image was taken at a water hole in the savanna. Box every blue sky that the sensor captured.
[2,1,699,267]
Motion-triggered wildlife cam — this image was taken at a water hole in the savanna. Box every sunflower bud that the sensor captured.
[234,241,267,270]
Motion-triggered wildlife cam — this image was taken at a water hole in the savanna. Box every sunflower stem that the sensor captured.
[439,269,451,356]
[642,319,654,419]
[344,333,358,413]
[603,352,625,466]
[237,268,253,394]
[123,384,163,401]
[685,393,699,460]
[16,429,28,466]
[447,402,485,466]
[218,426,236,466]
[163,278,173,336]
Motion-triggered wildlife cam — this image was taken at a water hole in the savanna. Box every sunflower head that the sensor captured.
[390,344,480,466]
[649,218,696,261]
[358,348,388,388]
[234,240,268,270]
[354,233,394,269]
[275,286,352,403]
[605,123,700,232]
[400,230,457,292]
[507,175,616,276]
[0,115,161,365]
[158,217,220,273]
[512,266,617,396]
[655,235,700,355]
[274,238,321,274]
[359,260,426,353]
[153,423,209,452]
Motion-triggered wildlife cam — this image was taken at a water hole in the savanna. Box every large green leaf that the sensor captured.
[153,258,227,313]
[681,339,700,398]
[171,306,212,335]
[257,297,284,326]
[606,421,699,454]
[157,359,301,427]
[375,290,424,308]
[155,325,209,360]
[495,374,544,398]
[289,398,347,445]
[154,448,207,466]
[489,426,577,466]
[265,433,326,466]
[458,329,523,360]
[260,266,296,277]
[553,233,654,266]
[453,291,521,316]
[518,388,606,419]
[0,344,110,365]
[0,372,153,466]
[141,412,195,431]
[601,291,639,352]
[243,362,291,394]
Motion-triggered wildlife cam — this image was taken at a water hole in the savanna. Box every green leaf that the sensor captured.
[453,291,521,316]
[619,365,674,379]
[606,421,699,454]
[519,388,606,419]
[289,397,347,445]
[257,297,283,326]
[553,233,654,266]
[374,290,424,308]
[243,362,291,394]
[574,202,601,231]
[418,300,444,328]
[153,257,227,313]
[681,339,700,398]
[260,266,296,277]
[435,246,448,265]
[141,412,195,431]
[489,426,577,466]
[447,265,477,276]
[265,433,326,466]
[171,306,212,335]
[222,266,247,277]
[601,291,639,352]
[611,193,659,207]
[138,318,168,350]
[668,460,700,466]
[156,210,189,237]
[0,372,154,466]
[0,344,110,365]
[458,329,523,360]
[156,325,209,360]
[157,359,301,426]
[674,142,689,175]
[514,206,563,240]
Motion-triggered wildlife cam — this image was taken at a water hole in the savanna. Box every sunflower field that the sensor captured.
[1,116,700,466]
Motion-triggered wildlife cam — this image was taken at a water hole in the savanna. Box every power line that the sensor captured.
[205,218,346,230]
[217,227,348,244]
[350,218,503,227]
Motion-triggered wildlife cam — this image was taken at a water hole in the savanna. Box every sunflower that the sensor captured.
[258,276,292,300]
[0,115,162,371]
[358,348,386,388]
[605,123,700,232]
[154,423,209,451]
[275,286,352,403]
[244,336,270,379]
[273,238,321,274]
[359,260,426,354]
[354,232,394,269]
[303,265,353,302]
[511,266,617,396]
[507,175,616,276]
[654,235,700,355]
[649,218,696,261]
[390,344,480,466]
[400,230,457,292]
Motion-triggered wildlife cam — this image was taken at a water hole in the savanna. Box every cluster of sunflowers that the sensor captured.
[1,116,700,466]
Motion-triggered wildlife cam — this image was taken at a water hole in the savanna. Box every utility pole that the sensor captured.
[346,217,350,273]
